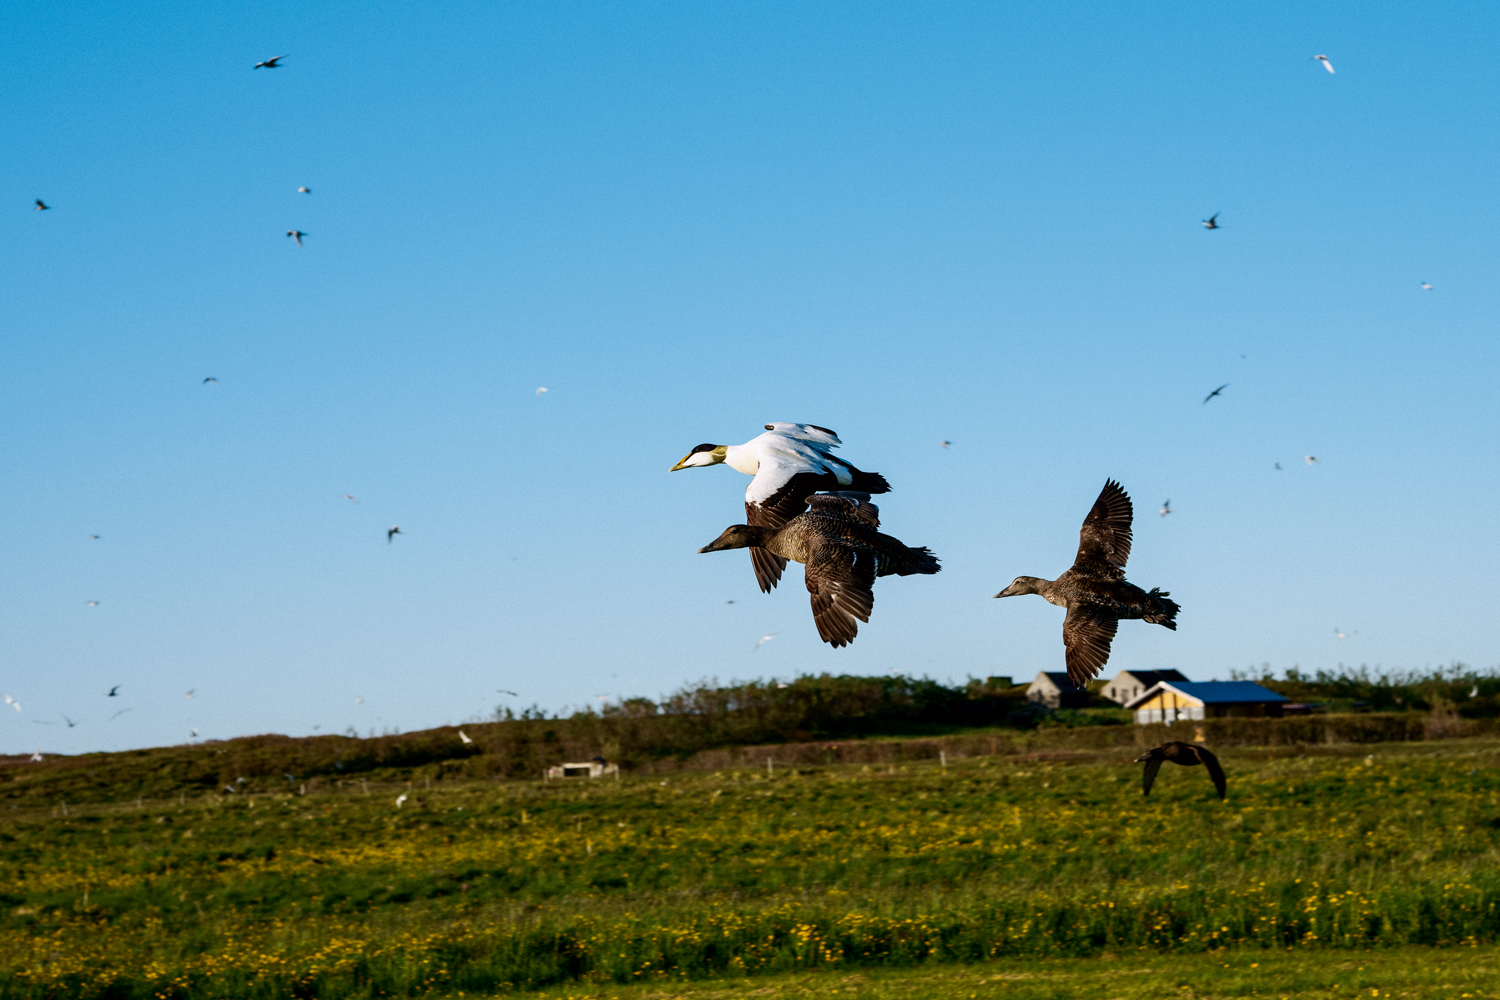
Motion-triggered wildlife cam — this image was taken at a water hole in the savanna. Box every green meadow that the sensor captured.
[2,738,1497,998]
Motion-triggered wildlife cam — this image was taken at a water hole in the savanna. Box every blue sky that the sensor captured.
[3,1,1497,754]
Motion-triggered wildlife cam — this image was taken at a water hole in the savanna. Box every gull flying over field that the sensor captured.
[190,728,198,738]
[1421,282,1433,290]
[458,730,472,744]
[1202,384,1228,404]
[395,794,407,808]
[355,696,364,704]
[1274,463,1283,471]
[287,230,306,247]
[254,55,287,69]
[1158,500,1172,518]
[387,525,401,543]
[1202,213,1220,230]
[30,749,42,762]
[33,714,79,728]
[1136,742,1226,800]
[186,690,194,699]
[1334,628,1356,639]
[1314,54,1335,74]
[754,634,777,651]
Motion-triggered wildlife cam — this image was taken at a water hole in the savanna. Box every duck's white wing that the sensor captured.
[762,422,841,447]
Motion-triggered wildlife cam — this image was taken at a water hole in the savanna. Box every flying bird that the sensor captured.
[1273,463,1283,471]
[1136,742,1226,800]
[497,690,517,696]
[189,728,198,738]
[535,387,548,396]
[35,199,50,211]
[202,377,219,384]
[1470,685,1480,699]
[1304,455,1319,465]
[395,794,407,808]
[186,690,195,699]
[107,686,119,697]
[941,440,951,449]
[699,492,940,648]
[108,708,133,720]
[1335,628,1356,639]
[355,696,364,704]
[1158,500,1172,518]
[3,695,20,713]
[994,480,1179,687]
[30,750,42,762]
[89,535,100,539]
[1202,213,1220,230]
[1314,54,1335,74]
[1202,384,1228,404]
[458,730,473,744]
[62,715,77,728]
[287,230,306,247]
[673,423,893,594]
[387,525,401,543]
[754,634,777,650]
[342,494,358,502]
[254,55,287,69]
[86,601,99,607]
[33,714,80,728]
[297,186,311,194]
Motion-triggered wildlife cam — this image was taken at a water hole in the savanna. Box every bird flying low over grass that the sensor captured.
[994,480,1179,687]
[673,423,892,594]
[1202,213,1219,230]
[1136,741,1226,800]
[287,230,306,246]
[1314,54,1335,74]
[699,492,939,648]
[254,55,287,69]
[458,730,472,744]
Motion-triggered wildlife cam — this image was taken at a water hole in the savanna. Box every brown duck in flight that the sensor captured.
[994,479,1178,686]
[1135,741,1226,800]
[698,492,938,647]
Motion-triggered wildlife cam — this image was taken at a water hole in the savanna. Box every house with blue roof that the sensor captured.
[1124,680,1289,724]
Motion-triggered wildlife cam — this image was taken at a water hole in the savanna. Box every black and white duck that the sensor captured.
[994,479,1179,686]
[697,492,938,647]
[671,423,891,593]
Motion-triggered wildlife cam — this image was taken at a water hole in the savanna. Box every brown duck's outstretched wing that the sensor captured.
[1141,756,1164,797]
[746,471,837,593]
[1062,604,1118,687]
[804,491,880,528]
[804,545,877,648]
[1074,479,1133,578]
[1192,745,1227,800]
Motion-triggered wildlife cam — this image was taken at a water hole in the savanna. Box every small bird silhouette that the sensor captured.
[35,199,50,211]
[1273,463,1283,471]
[108,708,133,720]
[535,387,548,396]
[1313,54,1335,74]
[89,535,100,539]
[941,440,951,449]
[297,186,311,194]
[86,600,99,607]
[1158,500,1172,518]
[342,494,359,503]
[186,689,195,699]
[497,690,518,696]
[1202,213,1220,230]
[287,230,306,247]
[458,730,473,744]
[387,525,401,543]
[189,728,198,738]
[754,634,777,651]
[62,715,78,728]
[1420,282,1432,290]
[1136,741,1226,800]
[1202,383,1228,404]
[107,686,119,697]
[1304,455,1319,465]
[202,377,219,384]
[254,55,287,69]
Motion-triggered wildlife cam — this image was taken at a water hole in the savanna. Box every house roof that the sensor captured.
[1124,680,1288,710]
[1028,671,1082,691]
[1111,668,1189,685]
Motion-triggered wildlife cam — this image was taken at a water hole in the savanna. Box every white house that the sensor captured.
[1102,669,1190,705]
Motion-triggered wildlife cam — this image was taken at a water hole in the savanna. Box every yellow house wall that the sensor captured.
[1134,690,1205,712]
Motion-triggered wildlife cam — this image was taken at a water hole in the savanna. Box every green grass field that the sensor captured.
[2,738,1498,998]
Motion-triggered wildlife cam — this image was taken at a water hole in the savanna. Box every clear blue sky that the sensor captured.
[4,1,1497,755]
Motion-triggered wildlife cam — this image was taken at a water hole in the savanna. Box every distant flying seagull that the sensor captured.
[287,230,306,246]
[395,794,407,808]
[1273,462,1283,471]
[108,708,133,720]
[297,186,311,194]
[86,600,99,606]
[3,695,20,713]
[62,715,77,728]
[1470,685,1480,698]
[189,728,198,738]
[1420,282,1432,290]
[35,199,50,211]
[754,634,777,651]
[1202,383,1228,404]
[458,730,472,744]
[387,525,401,543]
[941,440,951,449]
[1202,213,1220,230]
[1304,455,1319,465]
[355,696,364,704]
[1158,499,1172,517]
[107,686,119,697]
[30,750,42,762]
[89,535,100,539]
[1314,54,1335,74]
[1334,628,1355,639]
[186,689,195,699]
[535,387,548,396]
[726,599,735,604]
[254,55,287,69]
[203,377,219,384]
[342,494,358,502]
[497,690,517,696]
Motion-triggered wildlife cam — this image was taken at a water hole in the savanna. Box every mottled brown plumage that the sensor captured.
[994,479,1179,686]
[1135,741,1226,800]
[698,493,939,647]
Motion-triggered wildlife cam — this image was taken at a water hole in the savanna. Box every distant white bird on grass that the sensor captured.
[754,634,777,651]
[458,730,472,744]
[1314,54,1335,74]
[1471,685,1481,699]
[1158,500,1172,518]
[395,794,407,808]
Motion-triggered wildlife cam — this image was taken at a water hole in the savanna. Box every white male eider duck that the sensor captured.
[671,423,891,593]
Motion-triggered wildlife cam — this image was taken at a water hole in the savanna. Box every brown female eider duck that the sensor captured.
[671,423,891,594]
[994,479,1179,686]
[1135,741,1226,800]
[698,492,938,647]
